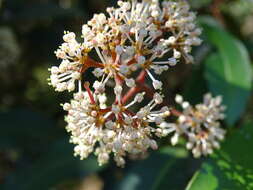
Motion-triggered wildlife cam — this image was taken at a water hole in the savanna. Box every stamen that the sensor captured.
[95,47,106,65]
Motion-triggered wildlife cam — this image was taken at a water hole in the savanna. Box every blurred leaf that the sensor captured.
[189,0,211,9]
[183,66,208,105]
[222,0,253,22]
[3,138,104,190]
[109,151,200,190]
[109,150,198,190]
[0,108,62,148]
[183,43,210,105]
[159,146,189,159]
[200,17,252,125]
[204,53,251,125]
[111,152,176,190]
[152,158,200,190]
[186,121,253,190]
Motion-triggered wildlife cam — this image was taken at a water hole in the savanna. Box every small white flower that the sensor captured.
[182,101,190,109]
[171,133,179,146]
[168,58,177,66]
[93,68,104,78]
[154,93,163,104]
[175,93,226,158]
[137,56,146,65]
[93,81,105,93]
[153,80,163,90]
[63,32,76,42]
[105,120,114,129]
[112,104,121,114]
[173,49,181,59]
[125,78,136,88]
[134,92,145,103]
[115,45,124,55]
[119,65,129,74]
[167,36,176,45]
[175,94,183,104]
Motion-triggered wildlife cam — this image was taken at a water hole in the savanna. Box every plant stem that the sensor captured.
[122,70,147,104]
[121,70,183,118]
[211,0,226,26]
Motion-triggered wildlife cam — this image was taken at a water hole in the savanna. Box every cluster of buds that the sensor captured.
[48,0,226,167]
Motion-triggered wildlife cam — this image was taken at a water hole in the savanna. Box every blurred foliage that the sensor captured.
[186,120,253,190]
[0,0,253,190]
[200,16,252,125]
[3,139,104,190]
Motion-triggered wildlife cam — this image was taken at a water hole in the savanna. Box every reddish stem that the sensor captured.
[124,109,136,117]
[100,107,112,113]
[80,56,104,73]
[137,70,147,83]
[84,82,96,104]
[170,108,183,117]
[138,83,154,98]
[121,69,184,118]
[115,73,124,86]
[122,86,140,104]
[122,70,147,104]
[211,0,225,26]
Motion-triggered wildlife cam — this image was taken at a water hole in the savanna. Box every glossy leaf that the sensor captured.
[200,17,252,125]
[186,121,253,190]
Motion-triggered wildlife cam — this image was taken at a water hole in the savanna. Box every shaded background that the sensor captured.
[0,0,253,190]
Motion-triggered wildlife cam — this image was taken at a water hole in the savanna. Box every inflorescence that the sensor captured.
[48,0,226,167]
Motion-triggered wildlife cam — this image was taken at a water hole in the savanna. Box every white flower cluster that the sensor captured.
[63,89,170,166]
[49,0,202,93]
[169,93,226,158]
[48,0,225,167]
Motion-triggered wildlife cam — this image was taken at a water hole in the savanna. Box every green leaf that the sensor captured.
[186,121,253,190]
[110,151,198,190]
[153,158,201,190]
[111,152,176,190]
[183,66,208,105]
[159,146,189,159]
[189,0,211,9]
[3,138,104,190]
[200,17,252,125]
[204,53,251,126]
